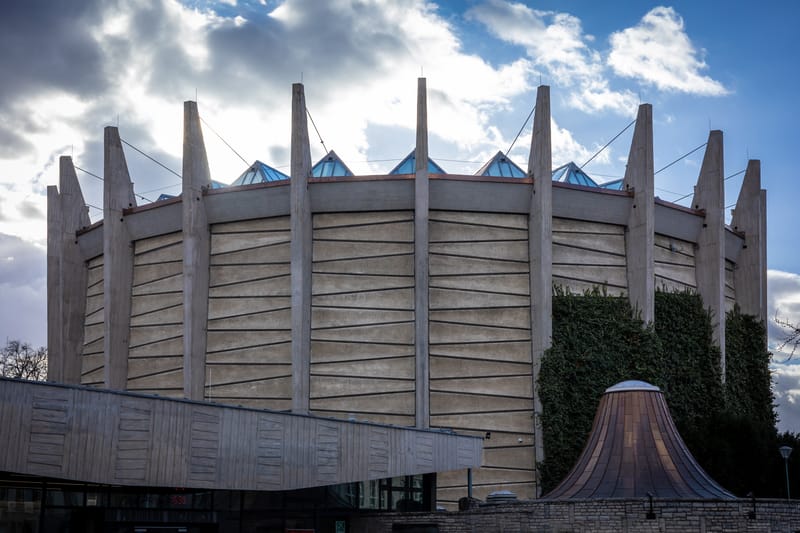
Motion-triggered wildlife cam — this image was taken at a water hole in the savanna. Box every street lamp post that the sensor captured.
[780,445,793,500]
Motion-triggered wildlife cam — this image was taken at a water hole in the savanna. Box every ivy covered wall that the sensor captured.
[539,289,778,496]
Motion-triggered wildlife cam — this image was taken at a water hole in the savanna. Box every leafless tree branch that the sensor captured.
[0,339,47,381]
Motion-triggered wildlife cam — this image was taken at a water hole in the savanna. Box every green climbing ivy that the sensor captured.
[538,288,779,496]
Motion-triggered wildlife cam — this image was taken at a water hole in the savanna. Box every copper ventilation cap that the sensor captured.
[605,380,661,393]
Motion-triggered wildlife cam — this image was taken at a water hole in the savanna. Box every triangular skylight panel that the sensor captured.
[389,150,446,175]
[312,150,354,178]
[231,160,290,186]
[599,178,624,190]
[551,162,599,187]
[476,151,526,178]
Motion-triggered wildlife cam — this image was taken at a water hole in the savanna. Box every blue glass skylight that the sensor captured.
[389,150,446,175]
[599,178,624,190]
[231,160,289,186]
[476,151,526,178]
[312,150,354,178]
[154,179,226,202]
[551,162,599,187]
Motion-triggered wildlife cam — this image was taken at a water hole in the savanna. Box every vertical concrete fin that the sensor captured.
[182,101,211,400]
[103,126,134,390]
[623,104,655,323]
[58,156,90,383]
[415,77,430,429]
[692,130,726,380]
[731,160,767,322]
[46,185,63,382]
[290,83,312,414]
[528,85,552,489]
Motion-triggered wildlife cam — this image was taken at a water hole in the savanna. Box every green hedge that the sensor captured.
[539,288,778,496]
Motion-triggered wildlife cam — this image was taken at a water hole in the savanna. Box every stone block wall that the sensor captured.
[350,499,800,532]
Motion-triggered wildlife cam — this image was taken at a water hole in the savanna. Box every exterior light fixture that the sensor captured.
[645,492,655,519]
[780,445,793,500]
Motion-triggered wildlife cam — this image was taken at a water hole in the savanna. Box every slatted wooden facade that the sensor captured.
[81,255,104,386]
[206,217,292,410]
[552,218,627,295]
[310,212,416,426]
[0,378,481,491]
[127,232,184,397]
[427,211,535,505]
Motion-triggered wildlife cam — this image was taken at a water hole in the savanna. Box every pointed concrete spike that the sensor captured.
[415,78,429,173]
[182,101,211,400]
[528,85,552,490]
[60,156,91,230]
[732,160,767,321]
[53,156,90,384]
[290,83,312,414]
[415,77,430,429]
[182,101,211,189]
[692,130,726,379]
[623,104,655,323]
[528,86,551,180]
[103,126,134,389]
[104,126,137,210]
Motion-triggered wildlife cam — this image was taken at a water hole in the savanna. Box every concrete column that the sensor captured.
[731,160,767,322]
[103,126,137,390]
[182,101,212,400]
[692,130,726,379]
[414,77,430,429]
[622,104,655,323]
[527,85,552,489]
[46,185,63,381]
[290,83,313,414]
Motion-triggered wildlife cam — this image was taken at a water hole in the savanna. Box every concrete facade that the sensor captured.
[41,84,766,508]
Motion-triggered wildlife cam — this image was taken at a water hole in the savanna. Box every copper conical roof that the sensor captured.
[543,380,735,500]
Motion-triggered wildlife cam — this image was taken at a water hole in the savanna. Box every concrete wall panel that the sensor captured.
[313,220,413,242]
[207,308,291,330]
[432,273,530,294]
[430,340,532,363]
[310,341,414,363]
[81,256,104,386]
[206,217,292,410]
[429,210,534,508]
[430,254,529,275]
[310,212,416,424]
[430,220,528,242]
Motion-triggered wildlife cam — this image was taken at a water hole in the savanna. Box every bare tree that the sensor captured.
[774,314,800,358]
[0,340,48,381]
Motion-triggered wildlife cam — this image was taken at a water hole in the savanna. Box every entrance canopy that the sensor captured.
[0,378,482,491]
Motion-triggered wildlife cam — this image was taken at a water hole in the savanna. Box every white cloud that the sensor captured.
[551,118,609,168]
[467,0,637,115]
[608,6,728,96]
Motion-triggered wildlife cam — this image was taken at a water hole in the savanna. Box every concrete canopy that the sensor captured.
[0,378,482,492]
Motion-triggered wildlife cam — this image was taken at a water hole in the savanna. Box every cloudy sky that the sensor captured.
[1,0,799,429]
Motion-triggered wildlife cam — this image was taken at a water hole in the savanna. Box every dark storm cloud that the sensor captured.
[0,0,107,101]
[18,200,45,220]
[176,0,408,105]
[0,0,107,157]
[0,233,47,347]
[0,124,35,158]
[0,233,45,287]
